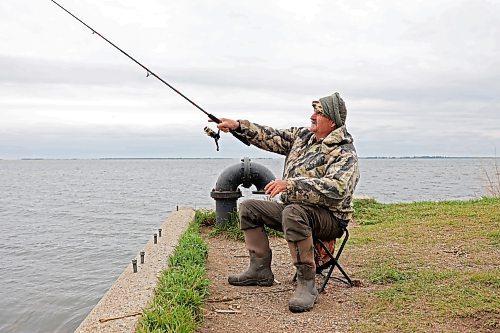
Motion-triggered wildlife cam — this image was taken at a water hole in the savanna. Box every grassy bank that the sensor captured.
[136,211,210,333]
[136,198,499,332]
[350,197,500,332]
[205,198,499,332]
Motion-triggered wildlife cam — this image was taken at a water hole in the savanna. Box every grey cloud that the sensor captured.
[2,0,499,159]
[4,52,499,111]
[0,55,148,86]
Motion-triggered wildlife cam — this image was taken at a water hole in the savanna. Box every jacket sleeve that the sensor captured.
[237,120,298,156]
[283,151,359,206]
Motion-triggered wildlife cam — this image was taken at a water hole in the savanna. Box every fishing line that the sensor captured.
[49,0,250,150]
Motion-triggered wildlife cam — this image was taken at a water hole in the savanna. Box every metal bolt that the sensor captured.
[140,251,145,264]
[132,259,137,273]
[154,233,157,244]
[158,228,162,237]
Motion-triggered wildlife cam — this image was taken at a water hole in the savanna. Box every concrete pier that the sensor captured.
[75,208,195,333]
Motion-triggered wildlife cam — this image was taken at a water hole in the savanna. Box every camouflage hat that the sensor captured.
[319,92,347,127]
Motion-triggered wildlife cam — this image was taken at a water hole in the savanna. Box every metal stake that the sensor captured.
[140,251,145,264]
[132,259,137,273]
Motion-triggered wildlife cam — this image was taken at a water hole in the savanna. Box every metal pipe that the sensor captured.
[210,157,275,225]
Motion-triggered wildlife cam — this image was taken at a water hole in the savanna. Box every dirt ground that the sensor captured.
[197,228,367,333]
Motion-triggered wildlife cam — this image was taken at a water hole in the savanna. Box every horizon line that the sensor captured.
[1,155,498,161]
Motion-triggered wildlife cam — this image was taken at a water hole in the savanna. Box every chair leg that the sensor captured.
[315,230,353,292]
[319,260,353,292]
[293,228,353,292]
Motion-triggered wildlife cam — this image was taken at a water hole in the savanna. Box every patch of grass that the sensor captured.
[366,260,413,285]
[353,198,387,225]
[361,269,500,332]
[487,230,500,246]
[469,271,500,288]
[265,226,284,239]
[348,235,373,246]
[195,209,216,227]
[349,197,500,333]
[208,211,245,241]
[208,210,283,241]
[136,212,209,333]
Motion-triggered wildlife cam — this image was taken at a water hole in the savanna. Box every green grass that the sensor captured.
[136,211,210,333]
[349,197,500,333]
[357,269,499,332]
[204,209,283,241]
[206,210,245,241]
[366,259,413,284]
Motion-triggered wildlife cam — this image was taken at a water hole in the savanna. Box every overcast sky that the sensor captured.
[1,0,499,159]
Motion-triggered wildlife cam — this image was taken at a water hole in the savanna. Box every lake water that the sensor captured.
[0,158,497,333]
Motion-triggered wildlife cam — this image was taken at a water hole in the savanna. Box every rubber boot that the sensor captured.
[228,250,274,286]
[228,227,274,286]
[288,236,318,312]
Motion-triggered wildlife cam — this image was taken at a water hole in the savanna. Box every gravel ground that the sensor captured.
[198,230,365,333]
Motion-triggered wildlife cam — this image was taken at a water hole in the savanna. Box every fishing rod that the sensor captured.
[49,0,250,151]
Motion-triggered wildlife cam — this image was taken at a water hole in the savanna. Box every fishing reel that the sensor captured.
[204,126,220,151]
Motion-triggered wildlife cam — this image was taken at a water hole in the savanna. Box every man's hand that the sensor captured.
[208,117,239,133]
[264,179,287,197]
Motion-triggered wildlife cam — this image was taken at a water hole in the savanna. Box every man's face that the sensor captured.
[310,101,335,139]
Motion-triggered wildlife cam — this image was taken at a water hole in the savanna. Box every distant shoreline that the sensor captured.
[3,156,498,161]
[360,156,498,159]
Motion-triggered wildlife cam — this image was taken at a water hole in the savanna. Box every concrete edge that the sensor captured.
[75,208,196,333]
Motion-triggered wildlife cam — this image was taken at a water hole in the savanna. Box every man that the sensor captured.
[214,92,360,312]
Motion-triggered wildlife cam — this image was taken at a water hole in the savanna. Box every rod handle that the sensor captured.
[207,113,250,146]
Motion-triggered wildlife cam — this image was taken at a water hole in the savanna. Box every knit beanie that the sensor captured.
[319,92,347,127]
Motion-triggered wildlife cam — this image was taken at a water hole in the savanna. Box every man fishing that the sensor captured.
[51,0,359,316]
[213,92,360,312]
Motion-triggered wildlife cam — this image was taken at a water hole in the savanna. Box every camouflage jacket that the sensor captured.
[238,120,360,224]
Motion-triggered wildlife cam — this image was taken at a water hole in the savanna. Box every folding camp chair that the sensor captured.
[293,226,353,293]
[314,226,353,292]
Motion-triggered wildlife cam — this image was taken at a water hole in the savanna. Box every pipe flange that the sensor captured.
[252,190,266,194]
[210,189,242,199]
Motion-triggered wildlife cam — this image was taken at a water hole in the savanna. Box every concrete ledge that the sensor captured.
[75,208,195,333]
